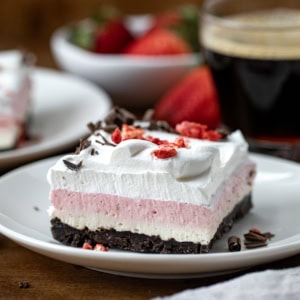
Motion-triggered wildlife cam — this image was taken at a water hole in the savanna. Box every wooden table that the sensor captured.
[0,233,300,299]
[1,33,300,300]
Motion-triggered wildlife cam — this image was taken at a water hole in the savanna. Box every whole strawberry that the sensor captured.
[94,20,134,54]
[123,28,191,56]
[154,66,221,129]
[69,6,134,54]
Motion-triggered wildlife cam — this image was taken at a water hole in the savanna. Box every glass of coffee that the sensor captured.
[201,0,300,160]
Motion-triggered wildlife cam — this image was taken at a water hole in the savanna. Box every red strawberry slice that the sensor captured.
[154,66,221,129]
[123,28,191,56]
[94,20,134,54]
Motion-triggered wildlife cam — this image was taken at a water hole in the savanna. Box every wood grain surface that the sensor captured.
[0,1,300,298]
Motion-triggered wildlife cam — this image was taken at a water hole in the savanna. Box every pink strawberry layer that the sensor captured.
[50,161,255,243]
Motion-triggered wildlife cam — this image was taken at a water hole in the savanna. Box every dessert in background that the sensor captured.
[47,107,256,254]
[0,50,34,151]
[69,5,199,56]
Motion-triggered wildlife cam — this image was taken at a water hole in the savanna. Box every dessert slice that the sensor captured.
[48,108,256,254]
[0,50,34,150]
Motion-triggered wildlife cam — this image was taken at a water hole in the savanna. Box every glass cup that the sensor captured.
[200,0,300,160]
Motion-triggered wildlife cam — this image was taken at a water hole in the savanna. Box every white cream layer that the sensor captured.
[48,130,249,206]
[49,160,255,244]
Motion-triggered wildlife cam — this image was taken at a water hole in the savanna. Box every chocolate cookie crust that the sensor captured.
[50,194,252,254]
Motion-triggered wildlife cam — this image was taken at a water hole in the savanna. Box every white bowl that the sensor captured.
[50,21,201,108]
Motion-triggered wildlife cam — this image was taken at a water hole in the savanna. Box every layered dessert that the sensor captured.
[48,108,256,254]
[0,50,34,150]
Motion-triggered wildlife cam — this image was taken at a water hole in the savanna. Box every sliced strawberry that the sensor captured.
[94,20,134,54]
[123,28,191,56]
[154,66,221,129]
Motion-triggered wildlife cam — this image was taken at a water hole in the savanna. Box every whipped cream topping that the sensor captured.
[47,127,249,207]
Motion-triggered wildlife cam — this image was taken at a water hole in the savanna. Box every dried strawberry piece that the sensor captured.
[121,124,145,140]
[153,145,177,159]
[205,130,222,141]
[82,242,93,250]
[173,136,188,148]
[145,135,169,145]
[176,121,221,141]
[94,244,110,252]
[176,121,207,138]
[111,127,122,144]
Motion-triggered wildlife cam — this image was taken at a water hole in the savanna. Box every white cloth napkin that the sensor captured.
[153,267,300,300]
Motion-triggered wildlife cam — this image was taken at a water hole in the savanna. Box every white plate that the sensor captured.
[0,154,300,279]
[0,68,111,170]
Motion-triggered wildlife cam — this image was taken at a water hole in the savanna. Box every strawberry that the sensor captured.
[69,6,134,54]
[93,20,134,54]
[154,66,221,129]
[123,28,191,56]
[150,5,200,53]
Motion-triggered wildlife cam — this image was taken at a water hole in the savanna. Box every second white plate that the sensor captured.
[0,68,111,170]
[0,154,300,278]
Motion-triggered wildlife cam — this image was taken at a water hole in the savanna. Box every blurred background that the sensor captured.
[0,0,202,68]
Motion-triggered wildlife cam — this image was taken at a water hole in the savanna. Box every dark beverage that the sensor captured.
[201,8,300,146]
[203,50,300,142]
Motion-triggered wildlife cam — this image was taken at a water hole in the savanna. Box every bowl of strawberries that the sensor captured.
[51,5,202,108]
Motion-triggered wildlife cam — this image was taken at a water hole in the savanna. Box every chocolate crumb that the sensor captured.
[63,160,83,171]
[244,241,267,249]
[200,244,209,253]
[147,120,177,133]
[228,236,241,252]
[101,124,118,133]
[244,231,268,242]
[243,229,274,249]
[19,281,30,288]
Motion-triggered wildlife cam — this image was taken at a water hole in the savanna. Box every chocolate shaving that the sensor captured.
[19,281,30,288]
[228,236,241,252]
[244,241,267,249]
[63,160,83,171]
[104,106,136,128]
[90,148,99,156]
[147,120,177,133]
[75,139,91,154]
[87,122,96,134]
[95,132,116,147]
[243,229,274,249]
[101,124,118,133]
